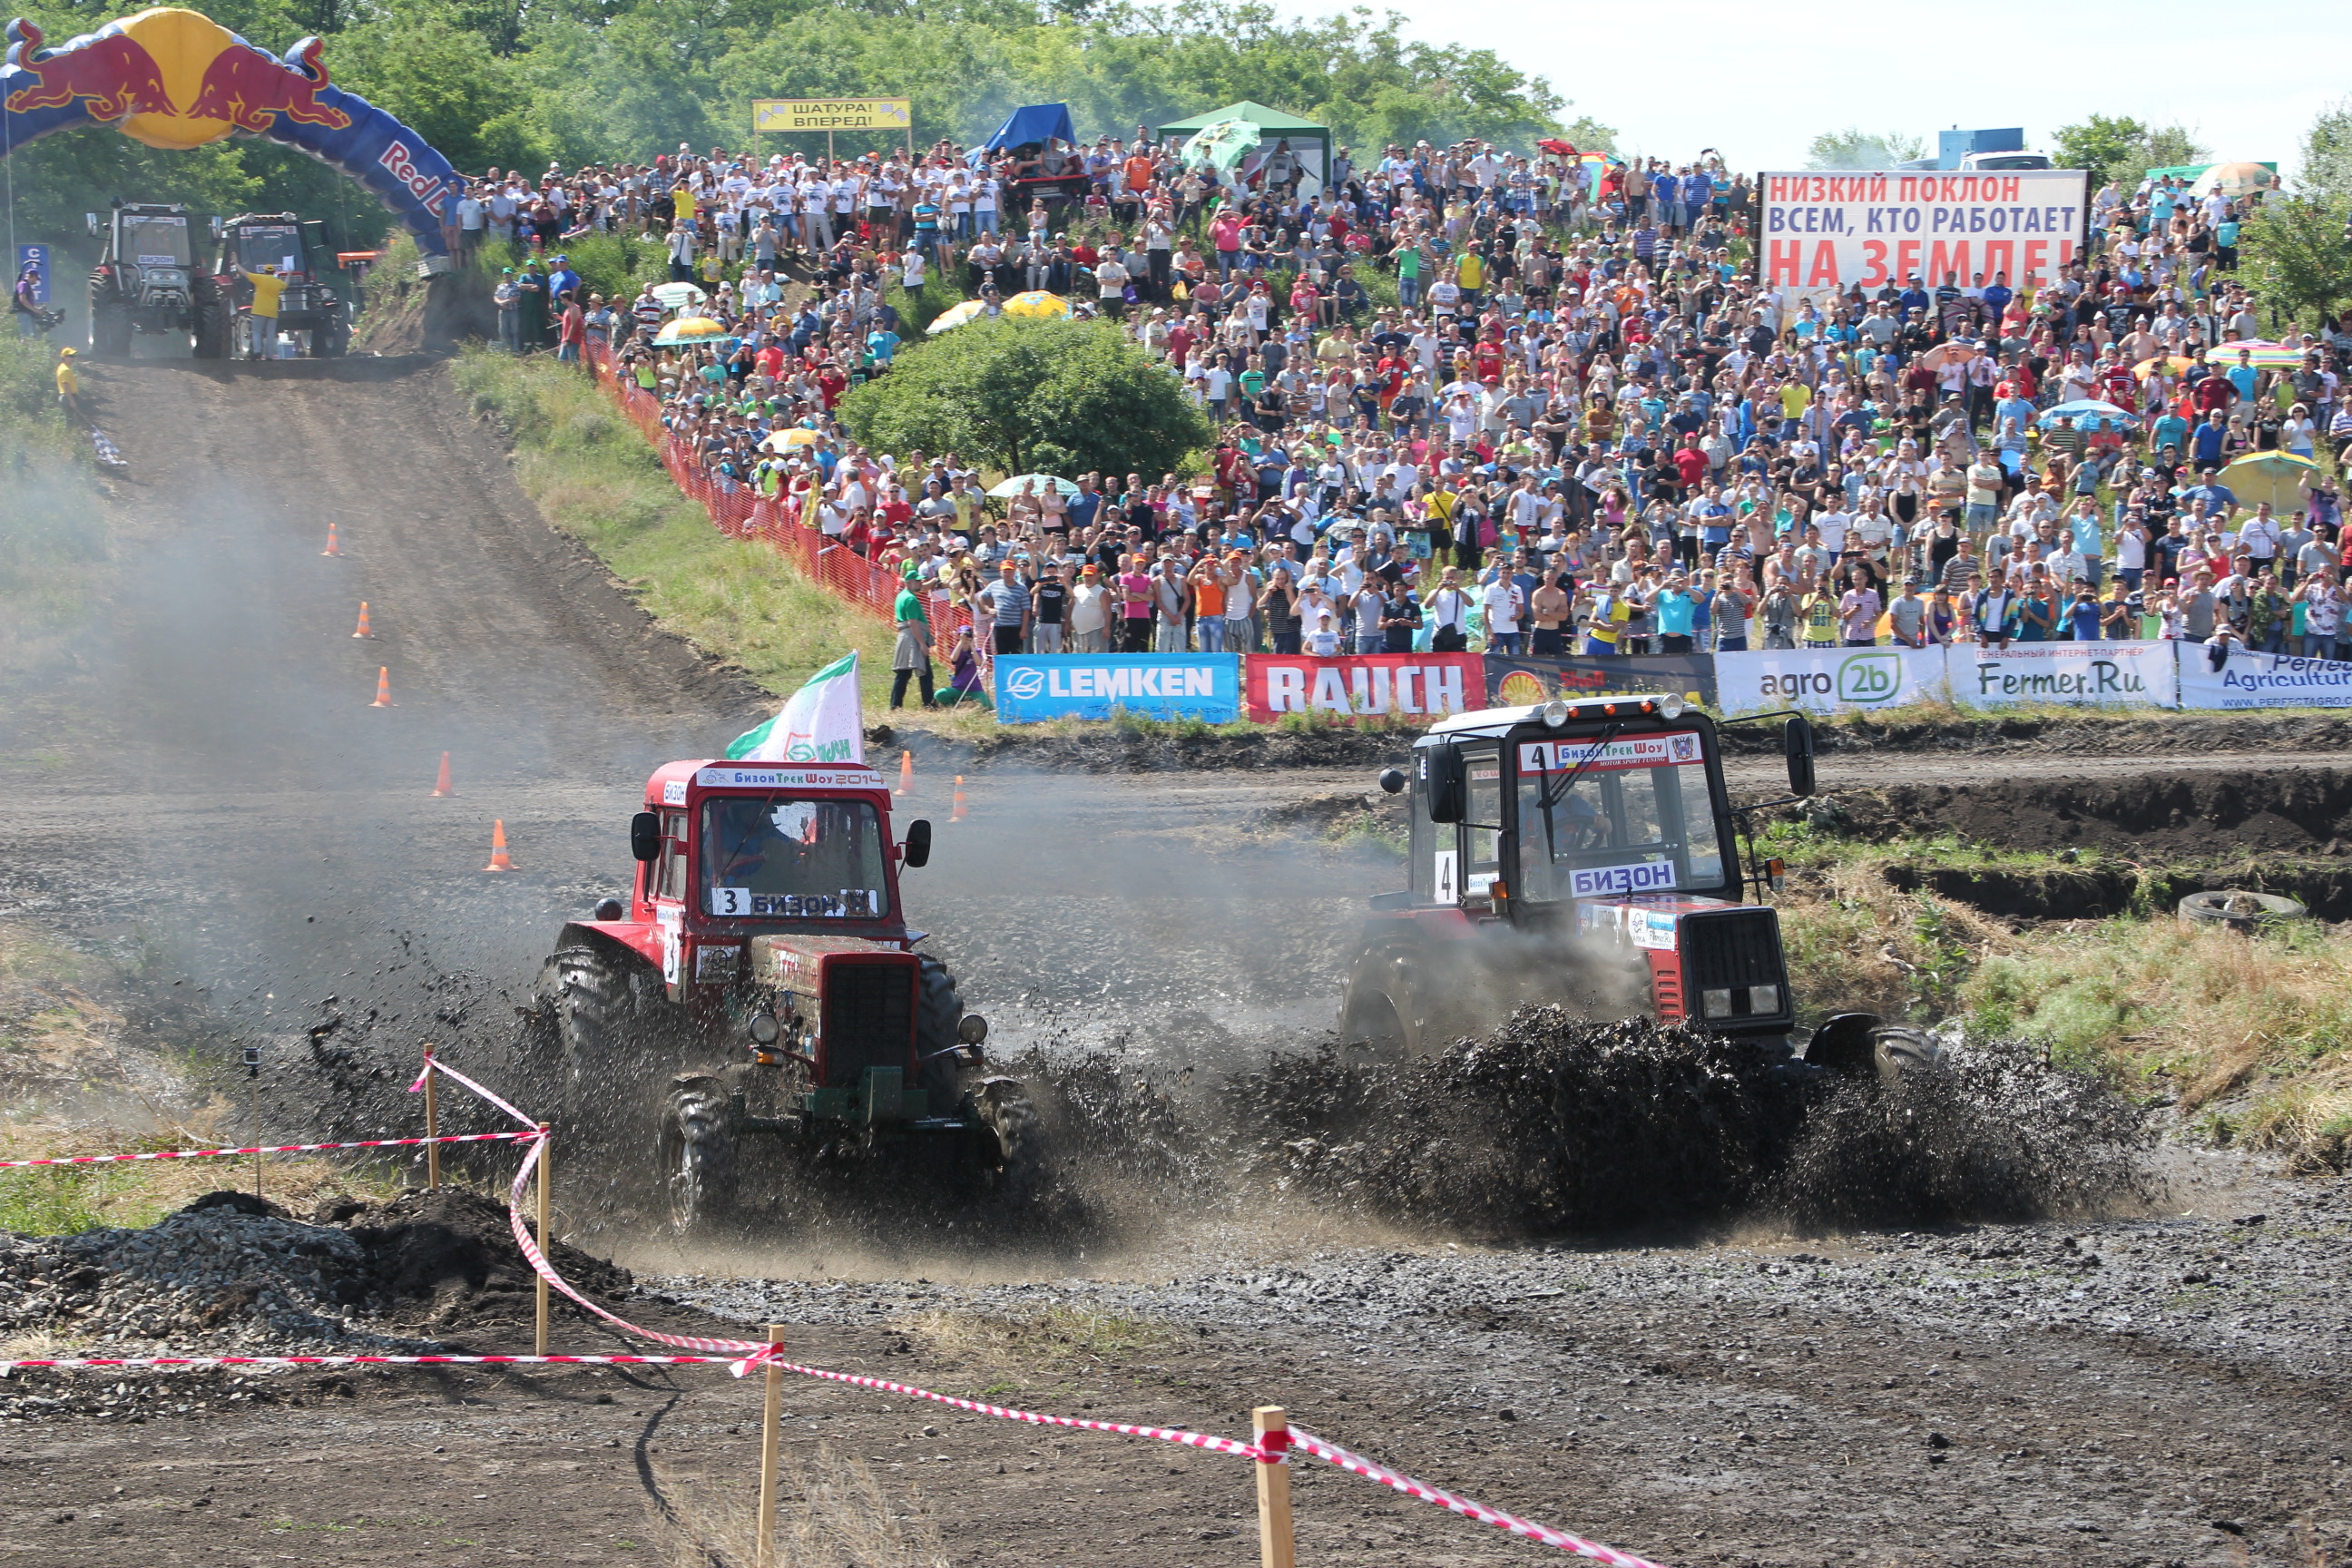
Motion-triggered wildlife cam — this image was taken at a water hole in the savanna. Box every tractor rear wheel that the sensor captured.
[659,1075,736,1233]
[915,956,965,1106]
[536,944,642,1134]
[88,270,131,357]
[1340,947,1415,1054]
[1806,1013,1942,1083]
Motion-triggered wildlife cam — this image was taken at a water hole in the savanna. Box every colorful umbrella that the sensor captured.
[926,299,986,335]
[1181,118,1262,173]
[1001,291,1073,320]
[2190,162,2276,200]
[2220,450,2320,514]
[653,315,735,347]
[1917,342,1983,371]
[986,473,1080,498]
[2036,398,2141,428]
[2206,339,2304,368]
[2132,355,2197,379]
[759,427,823,451]
[650,281,708,310]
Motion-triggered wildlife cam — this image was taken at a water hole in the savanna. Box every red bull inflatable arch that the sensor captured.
[3,6,467,270]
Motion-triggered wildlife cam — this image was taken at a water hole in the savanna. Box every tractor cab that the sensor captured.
[208,212,350,357]
[1345,696,1820,1054]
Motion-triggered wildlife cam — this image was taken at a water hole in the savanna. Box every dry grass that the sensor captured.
[891,1302,1175,1390]
[0,920,390,1234]
[649,1449,947,1568]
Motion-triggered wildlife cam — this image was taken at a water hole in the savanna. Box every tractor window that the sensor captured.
[656,810,690,901]
[122,216,190,267]
[700,798,890,919]
[1463,746,1503,897]
[1512,731,1728,902]
[235,226,302,274]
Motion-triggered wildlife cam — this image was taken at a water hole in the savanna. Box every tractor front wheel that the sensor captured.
[973,1076,1040,1202]
[191,273,230,359]
[659,1075,737,1233]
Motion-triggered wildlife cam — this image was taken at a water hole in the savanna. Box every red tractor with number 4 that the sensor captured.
[522,758,1034,1232]
[1342,694,1934,1081]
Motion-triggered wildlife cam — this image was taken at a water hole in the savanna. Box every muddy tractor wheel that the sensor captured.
[1806,1012,1943,1083]
[973,1076,1041,1202]
[1340,947,1416,1054]
[191,274,230,359]
[534,944,644,1133]
[88,272,131,357]
[659,1075,736,1233]
[916,956,966,1105]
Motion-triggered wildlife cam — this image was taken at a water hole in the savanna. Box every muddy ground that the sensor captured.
[2,356,2349,1564]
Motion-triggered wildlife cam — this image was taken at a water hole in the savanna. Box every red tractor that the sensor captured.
[1343,694,1929,1080]
[524,758,1032,1231]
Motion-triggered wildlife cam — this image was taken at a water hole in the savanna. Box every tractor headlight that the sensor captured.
[1749,985,1779,1014]
[956,1013,989,1045]
[1657,692,1686,720]
[1542,700,1570,728]
[748,1011,781,1045]
[1702,988,1733,1019]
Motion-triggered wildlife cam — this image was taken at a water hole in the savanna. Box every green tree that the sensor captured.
[2239,195,2352,329]
[2053,114,2207,190]
[838,317,1210,479]
[1804,128,1923,170]
[2300,96,2352,205]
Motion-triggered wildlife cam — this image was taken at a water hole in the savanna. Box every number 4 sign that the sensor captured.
[1433,849,1458,904]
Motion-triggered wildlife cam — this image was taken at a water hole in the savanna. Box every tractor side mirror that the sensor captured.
[1783,714,1817,799]
[630,810,662,862]
[901,818,933,869]
[1420,742,1465,824]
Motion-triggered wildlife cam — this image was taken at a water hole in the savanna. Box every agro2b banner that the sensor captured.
[1759,169,2088,293]
[1714,646,1951,714]
[1244,653,1481,723]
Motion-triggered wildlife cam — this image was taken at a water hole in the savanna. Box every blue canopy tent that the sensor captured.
[981,103,1075,154]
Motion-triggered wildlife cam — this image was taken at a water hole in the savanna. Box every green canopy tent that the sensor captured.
[1156,100,1333,195]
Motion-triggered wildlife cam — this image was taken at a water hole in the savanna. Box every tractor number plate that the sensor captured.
[707,887,878,918]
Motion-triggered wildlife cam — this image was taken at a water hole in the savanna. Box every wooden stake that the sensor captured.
[534,1122,551,1357]
[422,1045,440,1191]
[756,1323,786,1566]
[1253,1406,1296,1568]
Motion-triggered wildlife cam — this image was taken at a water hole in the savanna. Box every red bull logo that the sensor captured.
[2,20,173,120]
[182,36,348,132]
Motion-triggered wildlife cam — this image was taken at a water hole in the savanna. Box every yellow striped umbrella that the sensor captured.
[652,315,736,348]
[926,299,985,334]
[1002,291,1073,319]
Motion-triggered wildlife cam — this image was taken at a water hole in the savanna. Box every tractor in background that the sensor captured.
[86,201,219,357]
[208,213,349,358]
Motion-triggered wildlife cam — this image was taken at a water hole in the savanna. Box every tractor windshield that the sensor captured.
[1512,731,1728,902]
[700,797,891,919]
[122,216,190,267]
[235,226,303,274]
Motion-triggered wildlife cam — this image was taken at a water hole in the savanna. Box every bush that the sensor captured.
[838,316,1211,480]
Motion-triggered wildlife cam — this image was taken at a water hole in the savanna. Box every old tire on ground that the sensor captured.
[2178,889,2305,933]
[659,1075,736,1233]
[973,1076,1040,1202]
[191,273,230,359]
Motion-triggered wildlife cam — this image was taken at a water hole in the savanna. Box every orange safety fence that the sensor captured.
[583,339,975,669]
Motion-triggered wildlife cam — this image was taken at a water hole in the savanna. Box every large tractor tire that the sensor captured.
[915,955,965,1104]
[2178,889,2305,933]
[88,270,132,357]
[973,1076,1041,1202]
[1805,1012,1942,1083]
[310,306,350,358]
[658,1073,736,1234]
[191,273,231,360]
[1339,946,1416,1054]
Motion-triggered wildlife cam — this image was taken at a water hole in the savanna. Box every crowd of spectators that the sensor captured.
[458,128,2352,700]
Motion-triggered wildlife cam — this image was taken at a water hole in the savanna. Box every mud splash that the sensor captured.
[1014,1011,2154,1240]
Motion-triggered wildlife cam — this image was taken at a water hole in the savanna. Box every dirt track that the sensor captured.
[2,356,2350,1565]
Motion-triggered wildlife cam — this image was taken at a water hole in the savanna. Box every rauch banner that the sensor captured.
[1244,653,1481,723]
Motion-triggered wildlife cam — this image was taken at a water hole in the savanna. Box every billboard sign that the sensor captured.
[753,98,911,132]
[1759,169,2088,294]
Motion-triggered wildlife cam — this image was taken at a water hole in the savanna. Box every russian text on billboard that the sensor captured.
[1759,169,2088,291]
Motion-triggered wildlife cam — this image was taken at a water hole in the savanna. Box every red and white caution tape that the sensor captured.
[0,1130,540,1171]
[412,1050,541,1132]
[1289,1426,1668,1568]
[0,1351,764,1374]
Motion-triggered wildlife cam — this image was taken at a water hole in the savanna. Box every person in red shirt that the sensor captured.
[1473,339,1504,384]
[815,364,848,408]
[1674,440,1708,492]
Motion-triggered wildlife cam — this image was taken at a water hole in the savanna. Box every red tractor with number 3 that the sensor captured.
[522,758,1034,1232]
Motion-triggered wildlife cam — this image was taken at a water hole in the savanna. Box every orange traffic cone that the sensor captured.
[369,667,394,707]
[352,601,373,638]
[322,522,342,557]
[950,775,968,822]
[431,751,456,798]
[895,749,913,796]
[484,818,514,872]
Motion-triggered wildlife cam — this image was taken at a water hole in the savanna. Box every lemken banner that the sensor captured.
[1759,168,2087,292]
[994,653,1241,723]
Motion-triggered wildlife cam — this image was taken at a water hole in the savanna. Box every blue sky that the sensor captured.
[1307,0,2344,180]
